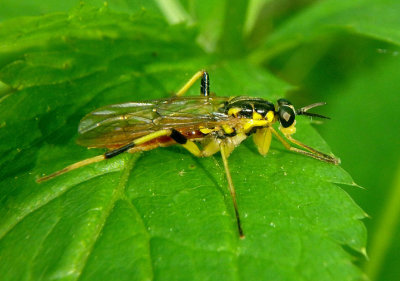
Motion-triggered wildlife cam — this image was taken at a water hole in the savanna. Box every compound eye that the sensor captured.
[278,106,295,128]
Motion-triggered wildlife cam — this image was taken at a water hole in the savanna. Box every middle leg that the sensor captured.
[169,130,244,237]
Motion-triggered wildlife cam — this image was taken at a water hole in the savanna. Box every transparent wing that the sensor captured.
[77,96,230,148]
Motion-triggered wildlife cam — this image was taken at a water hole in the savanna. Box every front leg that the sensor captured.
[271,126,339,164]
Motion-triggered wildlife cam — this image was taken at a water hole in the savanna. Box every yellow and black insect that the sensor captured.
[37,70,339,238]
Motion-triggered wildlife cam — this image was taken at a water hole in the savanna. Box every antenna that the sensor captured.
[296,102,330,119]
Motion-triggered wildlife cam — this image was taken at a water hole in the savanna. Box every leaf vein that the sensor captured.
[75,154,138,280]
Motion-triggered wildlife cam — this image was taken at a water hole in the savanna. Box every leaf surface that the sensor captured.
[0,5,366,281]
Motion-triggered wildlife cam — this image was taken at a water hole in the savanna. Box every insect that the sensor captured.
[37,70,339,238]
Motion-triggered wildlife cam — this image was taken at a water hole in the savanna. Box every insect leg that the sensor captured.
[253,127,272,156]
[169,130,244,236]
[104,143,135,158]
[175,70,209,97]
[285,135,340,164]
[220,142,245,238]
[169,133,244,237]
[36,155,106,183]
[169,129,203,156]
[270,127,339,164]
[169,130,222,157]
[37,130,173,183]
[105,130,172,158]
[200,71,209,96]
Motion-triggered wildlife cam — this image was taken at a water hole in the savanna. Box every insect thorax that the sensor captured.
[221,96,276,119]
[219,97,275,133]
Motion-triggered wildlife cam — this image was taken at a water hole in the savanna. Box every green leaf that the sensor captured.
[251,0,400,62]
[0,0,161,21]
[0,5,366,281]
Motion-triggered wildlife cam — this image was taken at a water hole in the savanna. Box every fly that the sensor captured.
[37,70,340,238]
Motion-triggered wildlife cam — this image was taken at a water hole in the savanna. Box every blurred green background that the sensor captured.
[0,0,399,280]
